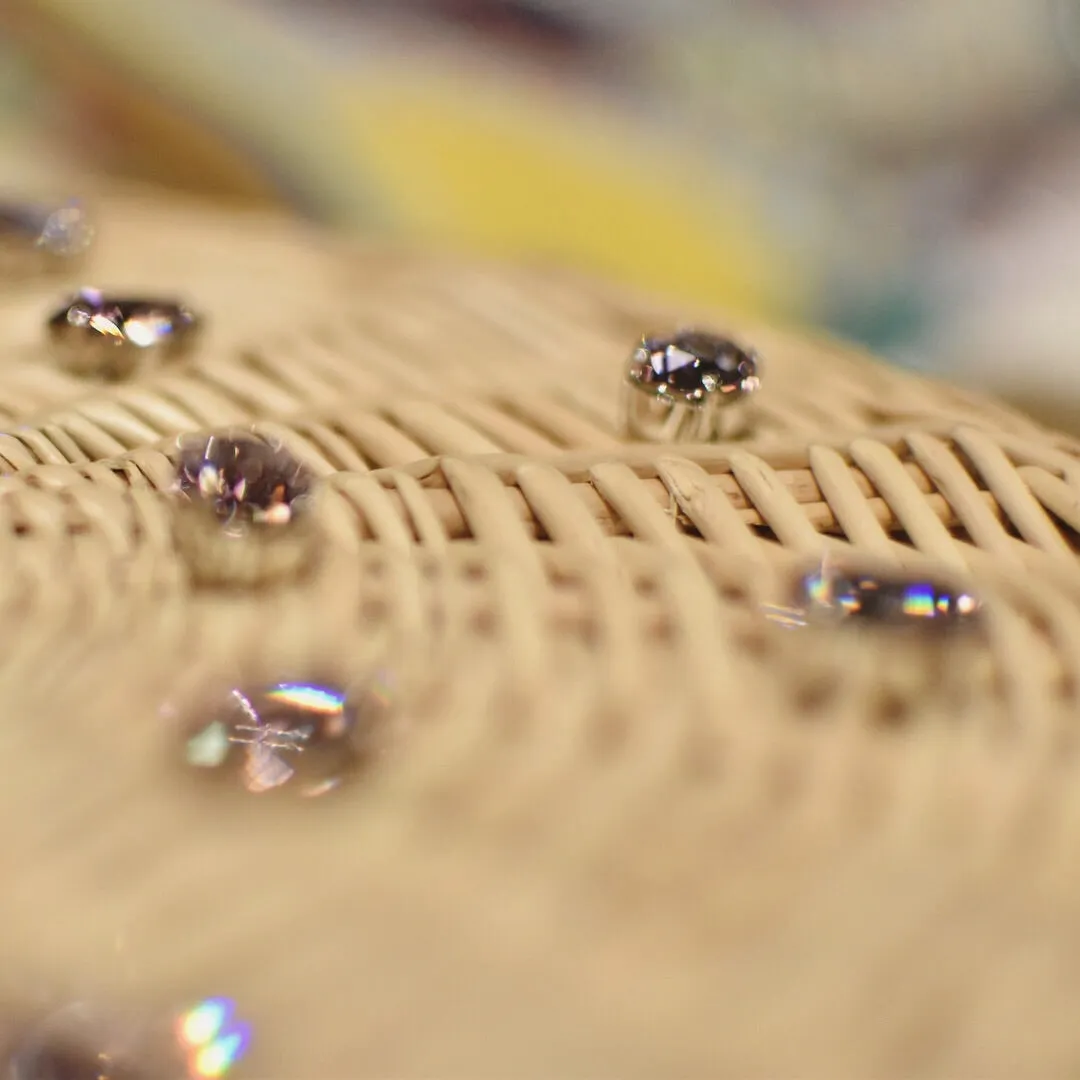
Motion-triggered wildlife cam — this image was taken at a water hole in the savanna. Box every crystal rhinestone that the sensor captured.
[626,330,760,404]
[47,289,199,380]
[179,681,367,796]
[172,432,320,587]
[174,432,315,537]
[792,566,982,629]
[33,204,94,259]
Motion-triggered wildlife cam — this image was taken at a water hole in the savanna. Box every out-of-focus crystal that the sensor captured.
[174,432,315,537]
[791,566,982,629]
[179,681,368,797]
[626,330,760,404]
[47,289,200,380]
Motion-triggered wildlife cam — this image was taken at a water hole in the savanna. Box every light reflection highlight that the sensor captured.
[267,682,347,716]
[766,564,983,630]
[176,997,251,1078]
[180,678,371,796]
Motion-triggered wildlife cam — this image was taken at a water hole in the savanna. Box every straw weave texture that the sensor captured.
[3,194,1080,1079]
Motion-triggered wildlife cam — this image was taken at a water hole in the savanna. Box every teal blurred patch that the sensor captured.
[825,278,934,372]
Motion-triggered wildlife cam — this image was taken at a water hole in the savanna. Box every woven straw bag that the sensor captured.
[3,193,1080,1079]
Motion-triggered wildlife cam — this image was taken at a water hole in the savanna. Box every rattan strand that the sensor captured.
[8,427,1079,567]
[3,194,1080,1078]
[1,535,1078,1077]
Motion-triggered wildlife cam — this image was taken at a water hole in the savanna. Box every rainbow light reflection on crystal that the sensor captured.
[176,997,251,1078]
[901,582,939,619]
[266,682,346,716]
[368,669,395,708]
[803,569,866,614]
[805,571,831,607]
[799,567,980,625]
[760,603,808,629]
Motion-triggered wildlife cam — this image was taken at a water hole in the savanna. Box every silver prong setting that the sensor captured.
[619,330,760,443]
[47,289,201,380]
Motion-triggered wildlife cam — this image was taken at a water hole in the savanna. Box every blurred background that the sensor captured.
[3,0,1080,428]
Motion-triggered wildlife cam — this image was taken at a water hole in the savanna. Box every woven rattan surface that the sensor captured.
[5,194,1080,1078]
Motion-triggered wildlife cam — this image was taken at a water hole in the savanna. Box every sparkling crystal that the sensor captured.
[627,330,760,404]
[174,432,315,538]
[48,290,199,380]
[175,997,252,1078]
[792,567,982,629]
[179,681,367,796]
[37,205,95,259]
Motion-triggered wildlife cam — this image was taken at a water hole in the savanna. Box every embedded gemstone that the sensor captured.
[47,289,199,379]
[627,330,760,404]
[179,681,367,796]
[794,567,982,629]
[174,432,314,537]
[36,205,94,259]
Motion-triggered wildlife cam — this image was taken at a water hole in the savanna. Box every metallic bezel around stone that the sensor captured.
[619,329,761,442]
[47,289,201,381]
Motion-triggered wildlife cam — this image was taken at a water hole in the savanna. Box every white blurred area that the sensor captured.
[932,143,1080,417]
[668,0,1080,420]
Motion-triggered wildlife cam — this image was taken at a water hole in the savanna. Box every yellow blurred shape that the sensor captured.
[340,78,806,316]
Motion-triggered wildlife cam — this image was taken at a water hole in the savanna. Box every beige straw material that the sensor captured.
[3,193,1080,1078]
[0,193,1061,463]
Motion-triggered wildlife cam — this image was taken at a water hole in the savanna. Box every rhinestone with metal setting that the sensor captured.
[627,330,760,403]
[48,289,200,380]
[172,431,320,586]
[179,681,369,797]
[175,431,315,536]
[620,329,760,442]
[791,566,982,629]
